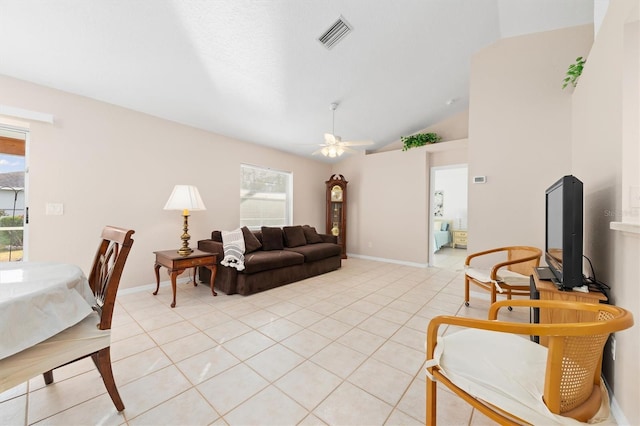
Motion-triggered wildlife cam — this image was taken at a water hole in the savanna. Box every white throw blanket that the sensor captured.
[221,228,245,271]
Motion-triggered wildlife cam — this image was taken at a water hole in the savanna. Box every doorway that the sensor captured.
[429,164,468,268]
[0,126,28,262]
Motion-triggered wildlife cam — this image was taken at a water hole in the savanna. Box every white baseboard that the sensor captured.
[346,253,429,269]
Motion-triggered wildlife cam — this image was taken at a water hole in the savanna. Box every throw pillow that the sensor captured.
[302,225,323,244]
[241,226,262,253]
[441,222,450,231]
[283,226,307,248]
[211,230,223,242]
[433,221,442,231]
[261,226,284,251]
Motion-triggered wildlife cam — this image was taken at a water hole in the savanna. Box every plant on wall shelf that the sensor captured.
[401,133,442,151]
[562,56,585,89]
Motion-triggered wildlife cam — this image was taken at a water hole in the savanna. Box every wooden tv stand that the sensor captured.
[532,268,607,346]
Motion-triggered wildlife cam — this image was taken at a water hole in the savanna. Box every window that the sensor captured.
[240,164,292,228]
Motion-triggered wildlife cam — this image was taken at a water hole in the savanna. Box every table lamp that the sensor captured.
[164,185,206,256]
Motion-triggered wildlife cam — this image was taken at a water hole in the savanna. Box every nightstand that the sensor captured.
[452,230,468,248]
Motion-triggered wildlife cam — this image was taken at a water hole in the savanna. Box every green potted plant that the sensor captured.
[562,56,585,89]
[401,133,442,151]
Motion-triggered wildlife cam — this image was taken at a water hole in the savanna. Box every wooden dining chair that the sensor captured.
[425,299,634,425]
[464,246,542,307]
[0,226,134,412]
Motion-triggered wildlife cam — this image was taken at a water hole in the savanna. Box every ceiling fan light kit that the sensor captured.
[313,102,373,158]
[321,145,345,158]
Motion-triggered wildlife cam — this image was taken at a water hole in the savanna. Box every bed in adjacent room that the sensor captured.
[433,219,452,252]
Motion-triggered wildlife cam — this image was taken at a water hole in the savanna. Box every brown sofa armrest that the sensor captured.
[320,233,338,244]
[198,239,224,262]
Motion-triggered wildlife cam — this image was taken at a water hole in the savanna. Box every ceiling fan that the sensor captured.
[312,103,373,157]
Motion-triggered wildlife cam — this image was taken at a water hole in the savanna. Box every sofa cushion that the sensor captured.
[243,250,304,274]
[285,243,342,262]
[211,230,223,243]
[241,226,262,253]
[283,226,307,248]
[302,225,323,244]
[261,226,284,251]
[253,231,263,244]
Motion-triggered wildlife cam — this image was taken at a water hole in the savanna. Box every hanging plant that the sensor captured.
[562,56,585,89]
[401,133,442,151]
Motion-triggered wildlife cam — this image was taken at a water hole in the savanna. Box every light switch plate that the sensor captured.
[46,203,64,215]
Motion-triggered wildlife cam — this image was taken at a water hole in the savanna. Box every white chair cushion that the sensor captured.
[0,312,110,392]
[428,328,613,425]
[465,268,493,283]
[466,268,530,285]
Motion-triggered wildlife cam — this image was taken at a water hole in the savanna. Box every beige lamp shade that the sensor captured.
[163,185,206,215]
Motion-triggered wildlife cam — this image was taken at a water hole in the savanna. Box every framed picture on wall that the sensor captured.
[434,190,444,216]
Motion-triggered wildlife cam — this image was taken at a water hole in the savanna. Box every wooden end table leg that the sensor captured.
[170,269,180,308]
[153,263,161,295]
[208,265,217,297]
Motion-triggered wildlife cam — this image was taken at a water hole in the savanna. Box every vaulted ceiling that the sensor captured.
[0,1,593,162]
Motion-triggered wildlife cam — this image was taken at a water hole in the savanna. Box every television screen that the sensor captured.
[546,184,563,267]
[545,175,583,288]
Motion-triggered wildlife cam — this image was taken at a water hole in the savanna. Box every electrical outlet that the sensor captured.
[610,336,616,361]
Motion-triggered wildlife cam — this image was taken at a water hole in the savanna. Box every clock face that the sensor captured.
[331,185,343,202]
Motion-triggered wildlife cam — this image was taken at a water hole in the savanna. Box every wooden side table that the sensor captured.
[153,249,217,308]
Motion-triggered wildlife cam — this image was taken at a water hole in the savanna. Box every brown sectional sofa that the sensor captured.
[197,225,342,296]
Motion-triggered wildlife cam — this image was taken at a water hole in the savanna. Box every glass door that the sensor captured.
[0,127,27,262]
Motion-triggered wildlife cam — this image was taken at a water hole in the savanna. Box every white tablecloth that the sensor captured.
[0,262,95,360]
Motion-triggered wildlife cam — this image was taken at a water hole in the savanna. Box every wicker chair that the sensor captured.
[0,226,135,411]
[425,300,634,425]
[464,246,542,306]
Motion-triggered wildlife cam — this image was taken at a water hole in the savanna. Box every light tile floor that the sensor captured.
[1,248,530,425]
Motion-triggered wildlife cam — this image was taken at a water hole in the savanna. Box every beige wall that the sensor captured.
[429,145,467,168]
[0,75,331,290]
[332,149,429,265]
[571,0,639,422]
[333,139,468,266]
[467,24,593,257]
[376,109,469,153]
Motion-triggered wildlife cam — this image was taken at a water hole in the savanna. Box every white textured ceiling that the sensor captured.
[0,0,593,162]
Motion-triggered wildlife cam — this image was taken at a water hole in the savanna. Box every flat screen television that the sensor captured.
[545,175,584,289]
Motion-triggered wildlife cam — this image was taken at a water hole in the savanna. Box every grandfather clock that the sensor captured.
[326,174,348,259]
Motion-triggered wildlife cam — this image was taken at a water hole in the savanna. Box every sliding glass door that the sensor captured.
[0,127,27,262]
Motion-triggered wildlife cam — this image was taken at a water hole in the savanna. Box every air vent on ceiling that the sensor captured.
[318,16,353,49]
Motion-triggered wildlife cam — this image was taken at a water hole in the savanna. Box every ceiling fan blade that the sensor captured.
[311,148,325,155]
[340,146,358,153]
[340,140,374,147]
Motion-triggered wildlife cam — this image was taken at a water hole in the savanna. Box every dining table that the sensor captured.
[0,261,96,360]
